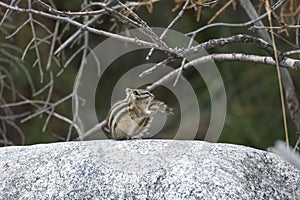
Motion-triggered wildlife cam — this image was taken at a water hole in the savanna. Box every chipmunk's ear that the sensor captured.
[125,88,132,95]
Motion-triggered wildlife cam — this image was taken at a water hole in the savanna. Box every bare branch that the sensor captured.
[148,53,300,91]
[27,0,43,83]
[146,0,190,60]
[174,34,195,86]
[239,0,300,144]
[46,20,59,70]
[251,25,300,30]
[68,12,90,141]
[0,1,161,51]
[76,120,107,141]
[139,58,175,78]
[186,34,282,59]
[5,18,30,39]
[187,0,283,36]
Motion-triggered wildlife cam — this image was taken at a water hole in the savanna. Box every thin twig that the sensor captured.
[46,20,60,70]
[0,0,20,26]
[67,2,91,141]
[296,13,300,47]
[56,46,84,76]
[185,34,282,59]
[28,0,43,83]
[207,0,235,24]
[54,15,99,55]
[173,34,195,86]
[266,0,289,146]
[20,93,73,123]
[240,0,300,142]
[139,58,176,78]
[0,1,163,52]
[76,120,107,141]
[146,0,190,60]
[283,50,300,56]
[5,18,30,39]
[116,0,169,56]
[187,0,283,36]
[251,25,300,29]
[1,81,81,135]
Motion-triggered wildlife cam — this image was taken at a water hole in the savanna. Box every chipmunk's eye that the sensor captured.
[133,90,139,95]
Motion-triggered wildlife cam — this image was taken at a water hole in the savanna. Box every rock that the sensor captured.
[0,140,299,199]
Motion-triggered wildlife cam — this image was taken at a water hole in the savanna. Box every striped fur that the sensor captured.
[103,88,173,140]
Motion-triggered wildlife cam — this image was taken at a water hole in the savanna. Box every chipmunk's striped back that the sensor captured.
[103,88,173,140]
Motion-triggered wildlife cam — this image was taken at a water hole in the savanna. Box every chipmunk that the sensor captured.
[103,88,173,140]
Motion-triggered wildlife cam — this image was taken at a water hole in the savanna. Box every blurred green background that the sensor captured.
[0,0,299,150]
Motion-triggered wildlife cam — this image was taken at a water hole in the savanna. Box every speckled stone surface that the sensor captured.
[0,140,299,199]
